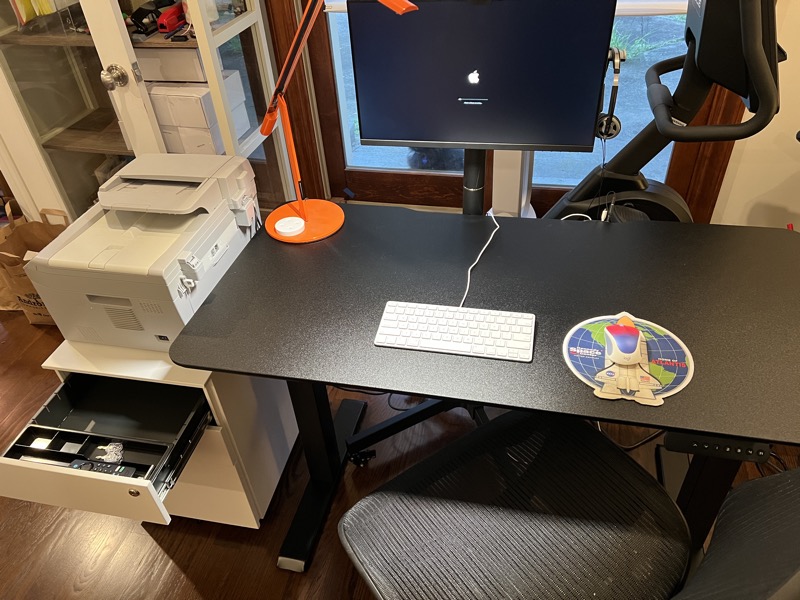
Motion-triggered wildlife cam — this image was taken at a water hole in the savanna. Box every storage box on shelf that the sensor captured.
[148,70,252,154]
[136,46,205,82]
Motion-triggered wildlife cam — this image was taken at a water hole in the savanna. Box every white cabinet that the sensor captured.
[0,1,291,221]
[0,341,298,528]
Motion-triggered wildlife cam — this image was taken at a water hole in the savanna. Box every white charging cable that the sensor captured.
[459,212,500,308]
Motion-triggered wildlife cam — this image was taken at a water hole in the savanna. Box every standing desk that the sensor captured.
[170,203,800,572]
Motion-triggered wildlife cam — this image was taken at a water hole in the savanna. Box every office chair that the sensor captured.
[339,411,800,599]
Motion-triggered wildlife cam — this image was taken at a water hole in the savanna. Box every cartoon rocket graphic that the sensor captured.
[594,316,664,406]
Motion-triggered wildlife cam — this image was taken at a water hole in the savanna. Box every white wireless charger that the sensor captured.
[274,216,306,237]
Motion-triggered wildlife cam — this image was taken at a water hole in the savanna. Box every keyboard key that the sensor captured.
[419,338,471,354]
[508,340,530,350]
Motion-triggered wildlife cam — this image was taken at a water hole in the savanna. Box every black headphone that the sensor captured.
[596,47,626,140]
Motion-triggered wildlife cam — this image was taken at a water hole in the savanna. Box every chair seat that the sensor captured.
[339,412,691,600]
[671,466,800,600]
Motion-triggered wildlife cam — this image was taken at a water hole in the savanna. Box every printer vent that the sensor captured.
[104,306,144,331]
[78,327,103,343]
[139,301,163,315]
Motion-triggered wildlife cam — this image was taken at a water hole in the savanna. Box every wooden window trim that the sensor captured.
[264,0,328,200]
[271,2,744,220]
[664,85,746,224]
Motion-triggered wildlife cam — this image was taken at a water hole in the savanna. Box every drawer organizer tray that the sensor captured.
[4,373,210,498]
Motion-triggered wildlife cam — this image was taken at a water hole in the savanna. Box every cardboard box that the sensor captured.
[179,124,224,154]
[161,125,224,155]
[136,47,206,82]
[222,70,246,109]
[232,102,252,138]
[160,125,185,153]
[148,82,214,128]
[147,71,247,129]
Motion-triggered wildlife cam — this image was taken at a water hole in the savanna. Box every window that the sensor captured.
[534,13,687,185]
[327,2,688,182]
[292,0,736,217]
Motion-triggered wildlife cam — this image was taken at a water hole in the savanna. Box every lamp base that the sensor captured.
[265,199,345,244]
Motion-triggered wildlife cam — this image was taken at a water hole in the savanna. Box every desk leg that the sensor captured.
[676,455,741,550]
[277,381,366,573]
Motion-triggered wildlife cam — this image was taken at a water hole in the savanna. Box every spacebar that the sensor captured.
[417,339,472,354]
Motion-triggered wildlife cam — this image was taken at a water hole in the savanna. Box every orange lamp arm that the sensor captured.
[260,0,325,136]
[259,0,418,226]
[260,0,418,138]
[277,94,307,220]
[377,0,418,15]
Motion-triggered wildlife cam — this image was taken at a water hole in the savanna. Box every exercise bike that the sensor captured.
[544,0,786,223]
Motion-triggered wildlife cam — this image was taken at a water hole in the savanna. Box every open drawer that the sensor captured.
[0,373,210,524]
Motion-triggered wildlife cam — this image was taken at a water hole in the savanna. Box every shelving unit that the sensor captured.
[133,36,198,50]
[0,0,288,221]
[0,30,197,157]
[0,29,93,47]
[0,28,198,49]
[41,108,132,156]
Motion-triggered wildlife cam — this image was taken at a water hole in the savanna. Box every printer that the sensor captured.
[26,154,259,352]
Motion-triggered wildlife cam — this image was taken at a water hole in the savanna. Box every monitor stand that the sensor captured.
[463,149,486,215]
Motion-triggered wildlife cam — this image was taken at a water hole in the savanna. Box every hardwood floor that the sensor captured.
[0,311,796,599]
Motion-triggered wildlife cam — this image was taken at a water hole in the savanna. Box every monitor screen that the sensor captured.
[348,0,617,152]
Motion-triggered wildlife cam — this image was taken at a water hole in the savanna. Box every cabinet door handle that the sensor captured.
[100,64,129,91]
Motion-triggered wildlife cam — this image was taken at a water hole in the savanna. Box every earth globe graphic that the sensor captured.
[564,313,693,399]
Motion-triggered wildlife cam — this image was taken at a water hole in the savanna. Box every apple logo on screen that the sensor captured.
[468,70,480,84]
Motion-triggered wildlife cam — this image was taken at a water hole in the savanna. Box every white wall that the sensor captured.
[712,2,800,227]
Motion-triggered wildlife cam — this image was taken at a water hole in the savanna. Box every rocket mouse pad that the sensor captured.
[563,312,694,407]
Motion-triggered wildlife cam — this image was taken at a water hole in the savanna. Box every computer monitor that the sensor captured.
[347,0,617,152]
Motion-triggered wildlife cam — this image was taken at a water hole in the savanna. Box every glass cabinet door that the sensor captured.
[188,0,292,209]
[0,3,130,219]
[0,1,290,221]
[0,2,165,220]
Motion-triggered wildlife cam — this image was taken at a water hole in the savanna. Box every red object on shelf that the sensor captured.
[158,4,186,33]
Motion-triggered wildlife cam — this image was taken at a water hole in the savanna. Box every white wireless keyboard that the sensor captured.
[374,301,535,362]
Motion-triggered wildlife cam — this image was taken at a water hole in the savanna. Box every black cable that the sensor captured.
[586,138,609,216]
[331,385,417,412]
[331,385,387,396]
[387,393,410,412]
[760,460,784,476]
[769,451,788,472]
[602,191,616,221]
[618,429,665,451]
[595,423,665,451]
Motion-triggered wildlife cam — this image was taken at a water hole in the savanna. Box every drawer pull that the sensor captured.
[128,489,141,497]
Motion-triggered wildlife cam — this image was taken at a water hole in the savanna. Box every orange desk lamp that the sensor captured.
[261,0,418,243]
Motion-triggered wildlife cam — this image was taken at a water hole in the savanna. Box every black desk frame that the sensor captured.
[171,204,800,571]
[275,383,365,571]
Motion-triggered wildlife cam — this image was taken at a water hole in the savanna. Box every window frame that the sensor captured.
[267,0,740,222]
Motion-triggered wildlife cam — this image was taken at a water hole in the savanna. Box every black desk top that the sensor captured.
[171,203,800,445]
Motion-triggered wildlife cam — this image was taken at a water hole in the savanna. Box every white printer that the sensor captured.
[26,154,259,351]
